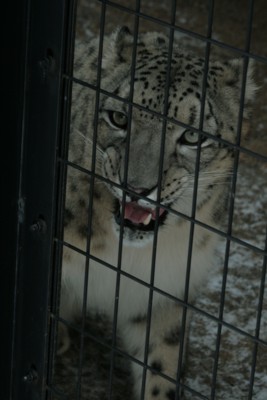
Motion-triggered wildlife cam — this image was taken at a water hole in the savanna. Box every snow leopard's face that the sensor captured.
[100,99,226,244]
[70,28,255,245]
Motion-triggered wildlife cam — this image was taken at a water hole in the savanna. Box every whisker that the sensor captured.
[189,171,233,176]
[74,128,104,155]
[188,175,232,182]
[188,173,233,179]
[94,180,106,186]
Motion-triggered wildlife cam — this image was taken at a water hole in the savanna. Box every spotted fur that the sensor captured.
[59,27,256,399]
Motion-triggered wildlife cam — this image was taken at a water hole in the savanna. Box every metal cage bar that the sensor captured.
[2,0,72,399]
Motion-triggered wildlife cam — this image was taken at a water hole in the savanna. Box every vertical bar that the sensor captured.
[46,0,78,395]
[210,0,255,397]
[5,0,67,399]
[75,2,107,398]
[177,1,214,397]
[140,1,178,397]
[108,4,141,398]
[1,0,29,398]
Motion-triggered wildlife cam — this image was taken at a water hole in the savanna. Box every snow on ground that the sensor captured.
[185,163,267,399]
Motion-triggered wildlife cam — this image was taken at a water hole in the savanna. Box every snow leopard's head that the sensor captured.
[72,27,256,245]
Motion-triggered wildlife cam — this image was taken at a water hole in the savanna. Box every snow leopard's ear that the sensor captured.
[211,58,257,127]
[214,58,257,105]
[208,58,257,137]
[101,26,134,70]
[224,59,256,103]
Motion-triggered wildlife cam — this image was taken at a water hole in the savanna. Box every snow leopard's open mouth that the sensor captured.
[114,200,168,232]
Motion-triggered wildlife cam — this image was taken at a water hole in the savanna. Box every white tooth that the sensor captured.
[143,213,152,226]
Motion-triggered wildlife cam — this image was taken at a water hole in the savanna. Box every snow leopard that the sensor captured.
[57,27,256,399]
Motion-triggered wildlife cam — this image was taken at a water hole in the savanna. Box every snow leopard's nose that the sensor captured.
[119,129,163,191]
[127,185,149,194]
[125,184,152,198]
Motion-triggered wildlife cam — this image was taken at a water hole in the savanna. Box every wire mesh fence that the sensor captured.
[48,1,267,399]
[5,1,267,400]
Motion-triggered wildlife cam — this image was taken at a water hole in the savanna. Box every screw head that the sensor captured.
[30,217,46,233]
[23,367,38,383]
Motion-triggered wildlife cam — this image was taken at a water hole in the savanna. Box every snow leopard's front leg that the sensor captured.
[124,301,188,400]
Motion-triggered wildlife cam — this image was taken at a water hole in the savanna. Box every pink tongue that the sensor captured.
[124,202,151,224]
[123,202,164,224]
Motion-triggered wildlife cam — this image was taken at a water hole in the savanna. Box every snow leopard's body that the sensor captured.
[59,28,255,399]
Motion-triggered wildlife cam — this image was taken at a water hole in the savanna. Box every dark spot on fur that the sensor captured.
[152,386,160,396]
[79,198,86,208]
[185,63,193,70]
[166,389,176,400]
[157,37,166,45]
[119,25,131,36]
[80,174,90,184]
[94,189,101,200]
[151,361,162,375]
[131,314,147,324]
[164,327,180,345]
[64,209,74,225]
[209,70,217,76]
[78,224,88,237]
[189,105,197,126]
[118,54,126,63]
[88,46,95,55]
[211,65,224,72]
[226,79,237,86]
[90,57,98,69]
[70,183,77,192]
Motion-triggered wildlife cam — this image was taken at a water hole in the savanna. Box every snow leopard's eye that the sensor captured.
[180,129,207,146]
[108,111,128,130]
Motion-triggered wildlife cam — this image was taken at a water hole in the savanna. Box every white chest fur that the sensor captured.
[61,216,216,327]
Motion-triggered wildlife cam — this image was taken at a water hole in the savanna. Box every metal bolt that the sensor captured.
[38,49,56,82]
[23,367,38,383]
[30,217,46,233]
